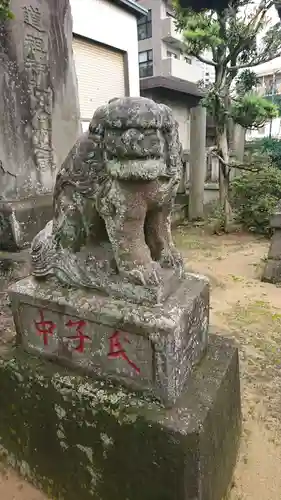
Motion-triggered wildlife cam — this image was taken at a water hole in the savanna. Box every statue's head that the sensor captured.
[89,97,182,181]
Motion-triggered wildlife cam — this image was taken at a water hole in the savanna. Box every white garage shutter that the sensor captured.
[72,36,126,123]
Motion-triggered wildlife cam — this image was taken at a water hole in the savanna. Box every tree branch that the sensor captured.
[209,150,263,172]
[226,1,274,69]
[229,51,281,70]
[191,52,217,67]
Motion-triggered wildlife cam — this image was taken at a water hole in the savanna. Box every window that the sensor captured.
[137,9,152,40]
[167,50,179,59]
[139,50,153,78]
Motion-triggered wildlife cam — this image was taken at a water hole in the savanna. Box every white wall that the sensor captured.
[70,0,140,97]
[246,118,281,141]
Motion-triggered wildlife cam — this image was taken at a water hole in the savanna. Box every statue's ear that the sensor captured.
[89,122,104,138]
[108,97,119,104]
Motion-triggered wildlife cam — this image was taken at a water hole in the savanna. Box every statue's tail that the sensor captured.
[31,221,56,277]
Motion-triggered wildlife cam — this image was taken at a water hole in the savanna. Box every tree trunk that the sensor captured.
[217,127,232,232]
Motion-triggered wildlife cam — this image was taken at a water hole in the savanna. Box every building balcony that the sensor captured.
[256,85,281,96]
[161,17,184,49]
[161,57,204,84]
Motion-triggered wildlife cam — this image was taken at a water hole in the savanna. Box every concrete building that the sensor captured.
[135,0,215,218]
[246,61,281,141]
[136,0,205,84]
[135,0,213,154]
[70,0,147,131]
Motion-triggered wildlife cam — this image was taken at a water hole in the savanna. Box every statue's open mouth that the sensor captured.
[106,157,167,181]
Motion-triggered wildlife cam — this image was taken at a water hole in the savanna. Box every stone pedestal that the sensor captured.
[262,203,281,283]
[8,272,209,407]
[5,94,241,500]
[0,335,241,500]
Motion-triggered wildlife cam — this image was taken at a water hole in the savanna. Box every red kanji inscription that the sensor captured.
[108,331,140,374]
[34,310,56,346]
[65,319,91,353]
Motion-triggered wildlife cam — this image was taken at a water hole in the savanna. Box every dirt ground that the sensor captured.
[1,227,281,499]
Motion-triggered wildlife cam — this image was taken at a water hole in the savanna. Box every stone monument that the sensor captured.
[262,202,281,283]
[6,97,241,500]
[0,0,81,247]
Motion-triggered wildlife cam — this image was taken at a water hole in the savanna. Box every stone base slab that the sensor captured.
[0,335,241,500]
[262,259,281,284]
[262,229,281,284]
[8,273,209,407]
[8,194,53,247]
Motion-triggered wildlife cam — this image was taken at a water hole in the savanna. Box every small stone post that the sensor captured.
[232,124,245,178]
[262,202,281,283]
[233,124,245,163]
[189,105,207,220]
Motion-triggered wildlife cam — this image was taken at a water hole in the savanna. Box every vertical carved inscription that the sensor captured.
[23,5,43,31]
[23,5,54,172]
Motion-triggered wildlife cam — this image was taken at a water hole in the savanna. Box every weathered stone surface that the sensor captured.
[267,230,281,260]
[8,272,209,407]
[0,202,22,251]
[10,193,53,245]
[0,335,241,500]
[30,96,185,303]
[0,0,80,200]
[262,202,281,283]
[269,202,281,229]
[262,258,281,284]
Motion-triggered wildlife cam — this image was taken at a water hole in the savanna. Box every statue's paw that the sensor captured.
[160,248,184,273]
[122,263,162,287]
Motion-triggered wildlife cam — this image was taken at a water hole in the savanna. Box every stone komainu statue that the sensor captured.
[31,97,184,302]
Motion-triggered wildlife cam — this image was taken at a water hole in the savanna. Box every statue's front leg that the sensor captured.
[145,203,184,274]
[102,182,161,286]
[53,188,86,252]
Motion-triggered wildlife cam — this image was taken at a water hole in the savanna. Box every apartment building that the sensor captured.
[135,0,211,151]
[136,0,205,83]
[246,62,281,141]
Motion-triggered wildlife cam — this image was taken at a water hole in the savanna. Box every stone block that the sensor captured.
[8,273,209,407]
[0,202,22,252]
[0,335,241,500]
[262,259,281,284]
[262,229,281,283]
[267,230,281,260]
[270,209,281,229]
[11,193,53,245]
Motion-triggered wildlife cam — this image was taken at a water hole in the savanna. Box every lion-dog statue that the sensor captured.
[31,97,185,304]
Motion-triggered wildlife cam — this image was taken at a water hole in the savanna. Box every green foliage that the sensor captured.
[231,94,278,129]
[0,0,13,20]
[173,0,281,65]
[173,0,281,131]
[174,0,281,232]
[206,202,226,233]
[235,70,260,96]
[181,12,223,52]
[202,88,227,130]
[231,166,281,235]
[246,138,281,168]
